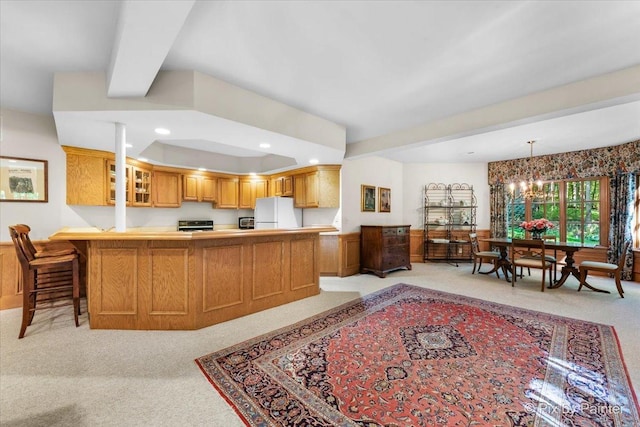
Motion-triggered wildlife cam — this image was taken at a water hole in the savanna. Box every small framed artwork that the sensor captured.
[0,156,48,202]
[361,185,376,212]
[379,187,390,212]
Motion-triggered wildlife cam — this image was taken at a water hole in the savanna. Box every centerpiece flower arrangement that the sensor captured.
[520,218,554,239]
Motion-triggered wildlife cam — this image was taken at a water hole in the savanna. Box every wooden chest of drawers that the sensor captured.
[360,225,412,278]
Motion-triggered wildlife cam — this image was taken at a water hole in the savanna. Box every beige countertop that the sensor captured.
[49,225,337,241]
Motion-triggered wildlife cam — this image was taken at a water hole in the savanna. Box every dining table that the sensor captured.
[479,237,609,293]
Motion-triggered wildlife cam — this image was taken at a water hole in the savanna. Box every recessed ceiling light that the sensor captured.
[309,159,319,164]
[259,143,271,148]
[138,157,148,162]
[198,167,206,171]
[125,143,133,148]
[154,128,170,135]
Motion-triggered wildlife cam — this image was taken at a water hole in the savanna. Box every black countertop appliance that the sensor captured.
[238,217,254,229]
[177,220,214,232]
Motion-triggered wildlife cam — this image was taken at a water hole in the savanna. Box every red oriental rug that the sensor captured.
[196,284,639,426]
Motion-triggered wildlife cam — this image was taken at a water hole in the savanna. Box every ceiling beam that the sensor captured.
[107,0,195,98]
[345,65,640,159]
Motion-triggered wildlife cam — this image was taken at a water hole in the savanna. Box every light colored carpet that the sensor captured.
[1,262,638,426]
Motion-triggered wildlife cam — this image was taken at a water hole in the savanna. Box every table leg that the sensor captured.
[548,248,610,293]
[480,245,512,282]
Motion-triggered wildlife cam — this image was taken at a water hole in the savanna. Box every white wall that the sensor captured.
[0,109,70,241]
[402,163,490,231]
[340,156,404,233]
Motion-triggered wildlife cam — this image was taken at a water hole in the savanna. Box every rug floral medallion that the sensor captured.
[196,284,639,426]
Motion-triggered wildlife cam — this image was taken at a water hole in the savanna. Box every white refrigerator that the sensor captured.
[254,197,302,229]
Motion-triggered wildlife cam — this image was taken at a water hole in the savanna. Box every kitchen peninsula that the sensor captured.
[49,226,335,331]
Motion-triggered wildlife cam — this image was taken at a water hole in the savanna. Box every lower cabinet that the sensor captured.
[360,225,412,278]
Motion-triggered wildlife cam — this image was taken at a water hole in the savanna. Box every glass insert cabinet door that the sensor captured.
[107,161,152,207]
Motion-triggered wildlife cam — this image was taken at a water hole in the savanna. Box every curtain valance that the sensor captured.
[488,140,639,185]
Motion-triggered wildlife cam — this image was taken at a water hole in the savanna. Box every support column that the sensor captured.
[115,123,127,232]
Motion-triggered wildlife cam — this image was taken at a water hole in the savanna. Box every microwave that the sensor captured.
[238,217,254,229]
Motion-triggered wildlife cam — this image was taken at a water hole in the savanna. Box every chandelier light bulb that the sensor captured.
[509,140,554,201]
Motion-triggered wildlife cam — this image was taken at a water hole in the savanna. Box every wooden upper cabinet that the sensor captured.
[201,176,217,202]
[293,174,307,208]
[293,166,340,208]
[183,175,200,201]
[239,177,268,209]
[106,161,151,207]
[272,175,294,197]
[106,160,131,206]
[131,166,152,206]
[282,176,293,196]
[64,147,107,206]
[305,171,320,207]
[217,177,239,208]
[182,174,217,203]
[153,170,181,207]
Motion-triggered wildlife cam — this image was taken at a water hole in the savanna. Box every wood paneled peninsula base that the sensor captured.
[49,226,335,330]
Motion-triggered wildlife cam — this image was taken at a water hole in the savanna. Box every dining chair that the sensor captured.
[510,239,554,291]
[518,235,559,282]
[578,241,630,298]
[469,233,501,277]
[8,225,81,338]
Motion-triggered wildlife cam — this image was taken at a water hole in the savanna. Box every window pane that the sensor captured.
[567,222,583,243]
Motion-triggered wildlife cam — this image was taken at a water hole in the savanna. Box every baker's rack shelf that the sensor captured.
[423,183,476,265]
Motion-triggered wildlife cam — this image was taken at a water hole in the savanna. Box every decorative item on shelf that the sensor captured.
[436,217,449,225]
[508,140,554,201]
[460,210,470,225]
[520,218,554,239]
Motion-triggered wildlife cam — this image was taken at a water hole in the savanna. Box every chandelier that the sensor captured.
[509,140,553,200]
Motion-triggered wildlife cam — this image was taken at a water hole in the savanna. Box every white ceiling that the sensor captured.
[1,0,639,171]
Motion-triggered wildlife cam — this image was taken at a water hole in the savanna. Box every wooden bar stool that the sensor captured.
[8,225,81,338]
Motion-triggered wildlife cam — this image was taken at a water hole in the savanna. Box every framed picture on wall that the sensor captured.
[0,156,48,202]
[361,185,376,212]
[379,187,390,212]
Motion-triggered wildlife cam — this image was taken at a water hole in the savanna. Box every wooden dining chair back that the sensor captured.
[510,238,554,291]
[8,225,80,338]
[578,241,630,298]
[469,233,501,277]
[518,234,559,282]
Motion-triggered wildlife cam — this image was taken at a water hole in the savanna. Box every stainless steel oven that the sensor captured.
[238,217,254,229]
[177,220,214,232]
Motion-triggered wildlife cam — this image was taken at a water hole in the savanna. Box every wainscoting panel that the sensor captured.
[338,233,361,277]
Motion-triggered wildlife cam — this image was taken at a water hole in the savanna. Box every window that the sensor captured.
[506,177,607,245]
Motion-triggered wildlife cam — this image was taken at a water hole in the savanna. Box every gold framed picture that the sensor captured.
[361,185,376,212]
[379,187,390,212]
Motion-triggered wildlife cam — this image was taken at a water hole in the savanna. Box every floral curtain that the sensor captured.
[608,173,636,280]
[488,140,639,185]
[489,184,507,238]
